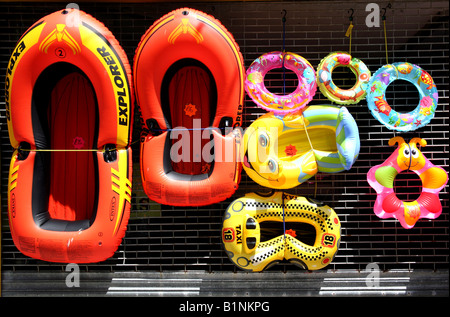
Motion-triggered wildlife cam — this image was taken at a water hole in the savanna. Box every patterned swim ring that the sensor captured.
[316,52,371,105]
[245,51,316,114]
[366,62,438,132]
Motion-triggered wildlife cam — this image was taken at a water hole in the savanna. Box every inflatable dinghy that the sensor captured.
[134,8,244,206]
[6,8,133,263]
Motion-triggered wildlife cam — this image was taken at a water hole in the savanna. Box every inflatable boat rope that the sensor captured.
[16,140,139,152]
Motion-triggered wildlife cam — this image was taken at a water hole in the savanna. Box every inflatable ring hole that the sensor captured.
[182,10,189,15]
[259,221,316,246]
[331,65,357,90]
[263,68,298,95]
[393,170,423,202]
[384,79,421,114]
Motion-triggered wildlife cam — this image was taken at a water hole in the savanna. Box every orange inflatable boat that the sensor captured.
[6,8,133,263]
[134,8,244,206]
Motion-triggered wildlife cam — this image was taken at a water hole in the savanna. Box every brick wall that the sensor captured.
[1,0,448,272]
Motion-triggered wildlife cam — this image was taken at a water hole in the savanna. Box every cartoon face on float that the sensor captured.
[242,112,317,189]
[243,114,287,188]
[395,137,426,171]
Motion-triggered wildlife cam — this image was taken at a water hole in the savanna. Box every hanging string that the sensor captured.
[281,9,287,95]
[383,18,388,63]
[345,9,354,54]
[282,193,286,242]
[21,148,100,152]
[314,174,318,198]
[299,109,318,198]
[149,126,230,132]
[382,4,391,64]
[15,139,139,153]
[17,123,236,153]
[301,110,315,154]
[280,9,288,244]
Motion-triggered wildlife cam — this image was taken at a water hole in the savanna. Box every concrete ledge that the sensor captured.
[2,269,448,297]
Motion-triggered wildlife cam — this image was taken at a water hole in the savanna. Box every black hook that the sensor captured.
[348,8,354,21]
[281,9,287,23]
[382,3,392,20]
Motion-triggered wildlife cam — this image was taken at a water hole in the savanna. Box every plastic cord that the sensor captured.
[349,31,352,54]
[301,112,318,198]
[345,10,353,54]
[345,21,353,54]
[383,19,389,64]
[301,113,315,153]
[282,12,286,95]
[282,193,286,242]
[16,140,138,153]
[20,148,100,152]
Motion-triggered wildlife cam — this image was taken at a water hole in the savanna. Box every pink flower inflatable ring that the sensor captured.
[367,136,448,229]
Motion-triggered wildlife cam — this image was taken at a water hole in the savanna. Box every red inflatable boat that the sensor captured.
[134,8,244,206]
[6,8,133,263]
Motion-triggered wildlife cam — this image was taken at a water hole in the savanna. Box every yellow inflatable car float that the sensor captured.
[242,105,360,189]
[222,191,341,271]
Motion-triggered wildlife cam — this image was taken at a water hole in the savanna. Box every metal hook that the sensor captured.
[348,8,354,21]
[382,3,392,19]
[281,9,287,22]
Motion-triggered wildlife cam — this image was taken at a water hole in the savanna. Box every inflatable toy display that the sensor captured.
[317,51,371,105]
[222,191,341,271]
[134,8,244,206]
[6,8,133,263]
[367,137,448,229]
[242,105,360,189]
[366,62,438,132]
[245,51,316,114]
